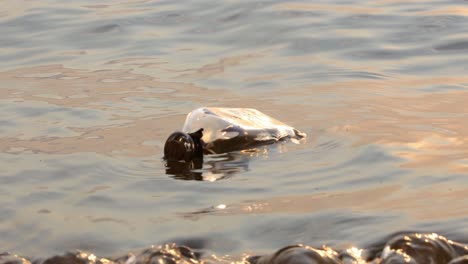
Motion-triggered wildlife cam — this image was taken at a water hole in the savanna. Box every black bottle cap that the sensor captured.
[164,128,204,162]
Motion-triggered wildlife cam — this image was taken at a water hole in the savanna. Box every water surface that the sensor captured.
[0,0,467,262]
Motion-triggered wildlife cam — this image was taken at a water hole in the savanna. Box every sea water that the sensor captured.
[0,0,467,263]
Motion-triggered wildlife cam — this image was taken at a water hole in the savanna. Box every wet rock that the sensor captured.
[0,253,31,264]
[40,251,113,264]
[449,255,468,264]
[1,232,467,264]
[121,245,199,264]
[249,245,342,264]
[380,233,467,264]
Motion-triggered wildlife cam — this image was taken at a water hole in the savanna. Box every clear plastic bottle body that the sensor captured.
[182,107,305,154]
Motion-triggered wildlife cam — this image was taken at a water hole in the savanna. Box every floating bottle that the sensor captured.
[163,107,306,162]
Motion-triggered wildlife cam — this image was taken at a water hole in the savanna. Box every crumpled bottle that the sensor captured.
[164,107,306,162]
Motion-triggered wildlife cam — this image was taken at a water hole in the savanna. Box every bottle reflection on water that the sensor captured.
[165,158,204,181]
[163,107,306,181]
[166,152,250,181]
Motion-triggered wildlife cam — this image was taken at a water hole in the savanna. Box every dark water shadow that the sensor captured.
[164,151,250,181]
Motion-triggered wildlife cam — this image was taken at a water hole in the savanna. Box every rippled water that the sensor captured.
[1,0,468,262]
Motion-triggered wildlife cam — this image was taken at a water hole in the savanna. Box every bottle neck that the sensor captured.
[188,128,204,160]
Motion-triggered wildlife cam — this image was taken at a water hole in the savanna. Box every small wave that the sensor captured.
[435,40,468,51]
[2,233,467,264]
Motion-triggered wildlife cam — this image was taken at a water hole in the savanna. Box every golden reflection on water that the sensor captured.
[0,65,235,156]
[175,54,262,79]
[420,6,468,16]
[0,0,38,21]
[183,184,468,221]
[329,88,468,173]
[2,63,468,172]
[280,73,468,172]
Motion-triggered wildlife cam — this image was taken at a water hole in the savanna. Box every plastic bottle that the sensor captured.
[163,107,306,162]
